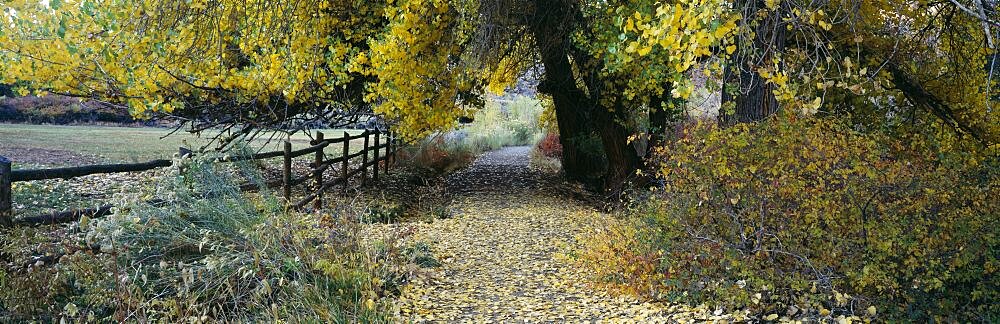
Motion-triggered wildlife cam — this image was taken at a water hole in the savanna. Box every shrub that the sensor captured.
[456,95,545,152]
[397,96,545,175]
[580,115,999,321]
[364,199,406,223]
[1,153,411,322]
[0,95,137,124]
[536,132,562,158]
[400,137,476,175]
[576,212,671,298]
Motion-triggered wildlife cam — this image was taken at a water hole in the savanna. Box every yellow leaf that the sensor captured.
[637,46,652,56]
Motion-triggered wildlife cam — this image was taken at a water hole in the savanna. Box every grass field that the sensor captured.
[0,123,379,167]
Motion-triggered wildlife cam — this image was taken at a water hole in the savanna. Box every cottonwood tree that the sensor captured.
[0,0,480,148]
[3,0,996,190]
[470,0,737,189]
[716,0,1000,147]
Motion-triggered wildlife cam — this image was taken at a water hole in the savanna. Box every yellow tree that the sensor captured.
[0,0,479,145]
[1,0,741,188]
[714,0,999,147]
[5,0,993,188]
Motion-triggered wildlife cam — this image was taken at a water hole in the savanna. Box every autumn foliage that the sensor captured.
[580,114,999,321]
[535,133,562,159]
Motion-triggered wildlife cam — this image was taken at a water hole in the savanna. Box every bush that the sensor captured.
[0,95,137,125]
[529,132,562,173]
[399,137,477,175]
[579,115,999,321]
[535,132,562,158]
[455,95,545,152]
[400,96,546,174]
[1,153,412,322]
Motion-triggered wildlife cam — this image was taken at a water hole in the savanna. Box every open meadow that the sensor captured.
[0,123,371,167]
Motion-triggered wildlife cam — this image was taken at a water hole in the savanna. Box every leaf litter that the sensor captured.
[367,147,741,322]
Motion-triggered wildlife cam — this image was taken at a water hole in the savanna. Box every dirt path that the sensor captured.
[387,147,729,322]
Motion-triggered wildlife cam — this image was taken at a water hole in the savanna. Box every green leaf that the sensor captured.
[57,19,67,38]
[82,1,95,16]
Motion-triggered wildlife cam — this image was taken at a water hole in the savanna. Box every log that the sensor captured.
[384,131,391,175]
[293,177,344,210]
[14,204,114,226]
[219,142,328,163]
[238,175,307,192]
[347,131,370,141]
[314,155,347,167]
[178,147,193,159]
[311,135,347,145]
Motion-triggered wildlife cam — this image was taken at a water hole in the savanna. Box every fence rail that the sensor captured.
[11,160,173,182]
[0,129,398,227]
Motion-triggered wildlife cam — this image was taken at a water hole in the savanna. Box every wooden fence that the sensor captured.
[0,129,398,227]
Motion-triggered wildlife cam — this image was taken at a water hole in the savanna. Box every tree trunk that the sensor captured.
[720,0,786,126]
[530,0,605,185]
[648,85,674,150]
[592,101,641,191]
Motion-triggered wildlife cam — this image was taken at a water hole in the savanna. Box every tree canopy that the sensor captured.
[2,0,998,188]
[0,0,481,142]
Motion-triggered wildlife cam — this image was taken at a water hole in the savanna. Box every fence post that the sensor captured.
[342,131,350,196]
[313,131,324,210]
[361,130,369,185]
[384,131,391,175]
[372,129,380,181]
[1,156,11,227]
[283,140,292,202]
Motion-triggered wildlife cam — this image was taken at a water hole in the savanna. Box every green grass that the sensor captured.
[0,123,383,167]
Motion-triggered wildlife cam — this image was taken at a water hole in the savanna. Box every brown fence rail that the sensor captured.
[0,129,398,227]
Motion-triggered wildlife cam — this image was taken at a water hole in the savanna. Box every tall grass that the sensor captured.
[2,149,411,322]
[400,95,546,174]
[452,95,545,152]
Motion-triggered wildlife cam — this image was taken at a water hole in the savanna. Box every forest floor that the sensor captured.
[372,146,739,322]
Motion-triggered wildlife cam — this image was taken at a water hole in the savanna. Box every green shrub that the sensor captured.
[458,95,545,151]
[403,242,441,268]
[397,96,545,174]
[363,199,406,223]
[583,115,999,321]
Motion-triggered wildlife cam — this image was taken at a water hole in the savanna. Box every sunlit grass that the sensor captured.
[0,123,375,166]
